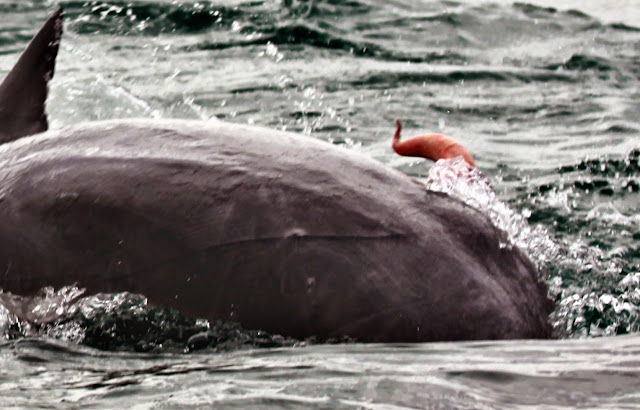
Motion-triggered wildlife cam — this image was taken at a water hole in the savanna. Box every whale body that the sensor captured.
[0,9,553,342]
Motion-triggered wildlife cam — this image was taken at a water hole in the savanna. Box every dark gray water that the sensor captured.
[1,0,640,407]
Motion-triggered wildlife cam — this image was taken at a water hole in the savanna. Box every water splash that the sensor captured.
[0,286,299,352]
[424,156,640,337]
[424,157,559,273]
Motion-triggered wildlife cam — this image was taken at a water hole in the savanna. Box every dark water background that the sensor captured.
[1,0,640,407]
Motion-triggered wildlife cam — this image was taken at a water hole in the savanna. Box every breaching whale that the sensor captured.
[0,9,553,342]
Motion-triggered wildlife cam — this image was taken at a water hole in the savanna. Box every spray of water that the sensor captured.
[424,157,559,272]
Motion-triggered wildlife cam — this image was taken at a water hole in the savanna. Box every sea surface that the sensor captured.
[0,0,639,407]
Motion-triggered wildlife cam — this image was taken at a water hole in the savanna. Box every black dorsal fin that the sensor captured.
[0,8,63,144]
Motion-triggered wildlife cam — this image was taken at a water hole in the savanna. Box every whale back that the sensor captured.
[0,8,62,143]
[0,119,553,342]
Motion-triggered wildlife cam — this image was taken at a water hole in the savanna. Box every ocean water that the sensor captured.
[0,0,640,407]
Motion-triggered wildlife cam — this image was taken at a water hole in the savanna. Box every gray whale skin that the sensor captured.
[0,9,553,342]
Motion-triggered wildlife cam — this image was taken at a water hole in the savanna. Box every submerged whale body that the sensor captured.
[0,9,553,342]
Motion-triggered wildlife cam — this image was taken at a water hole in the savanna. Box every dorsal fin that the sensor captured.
[0,8,63,144]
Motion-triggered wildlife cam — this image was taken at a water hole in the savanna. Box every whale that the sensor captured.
[0,9,553,342]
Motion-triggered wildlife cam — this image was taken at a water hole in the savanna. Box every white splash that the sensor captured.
[424,157,559,272]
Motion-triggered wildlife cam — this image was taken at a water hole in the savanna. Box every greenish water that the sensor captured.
[1,0,640,407]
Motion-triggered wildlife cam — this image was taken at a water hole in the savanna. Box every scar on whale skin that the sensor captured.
[392,119,476,167]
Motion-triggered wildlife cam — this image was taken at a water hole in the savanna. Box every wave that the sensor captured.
[0,285,361,352]
[609,23,640,32]
[559,148,640,177]
[543,54,616,72]
[349,66,575,88]
[191,23,381,57]
[0,287,303,352]
[509,149,640,337]
[513,2,592,21]
[61,1,254,35]
[59,0,373,35]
